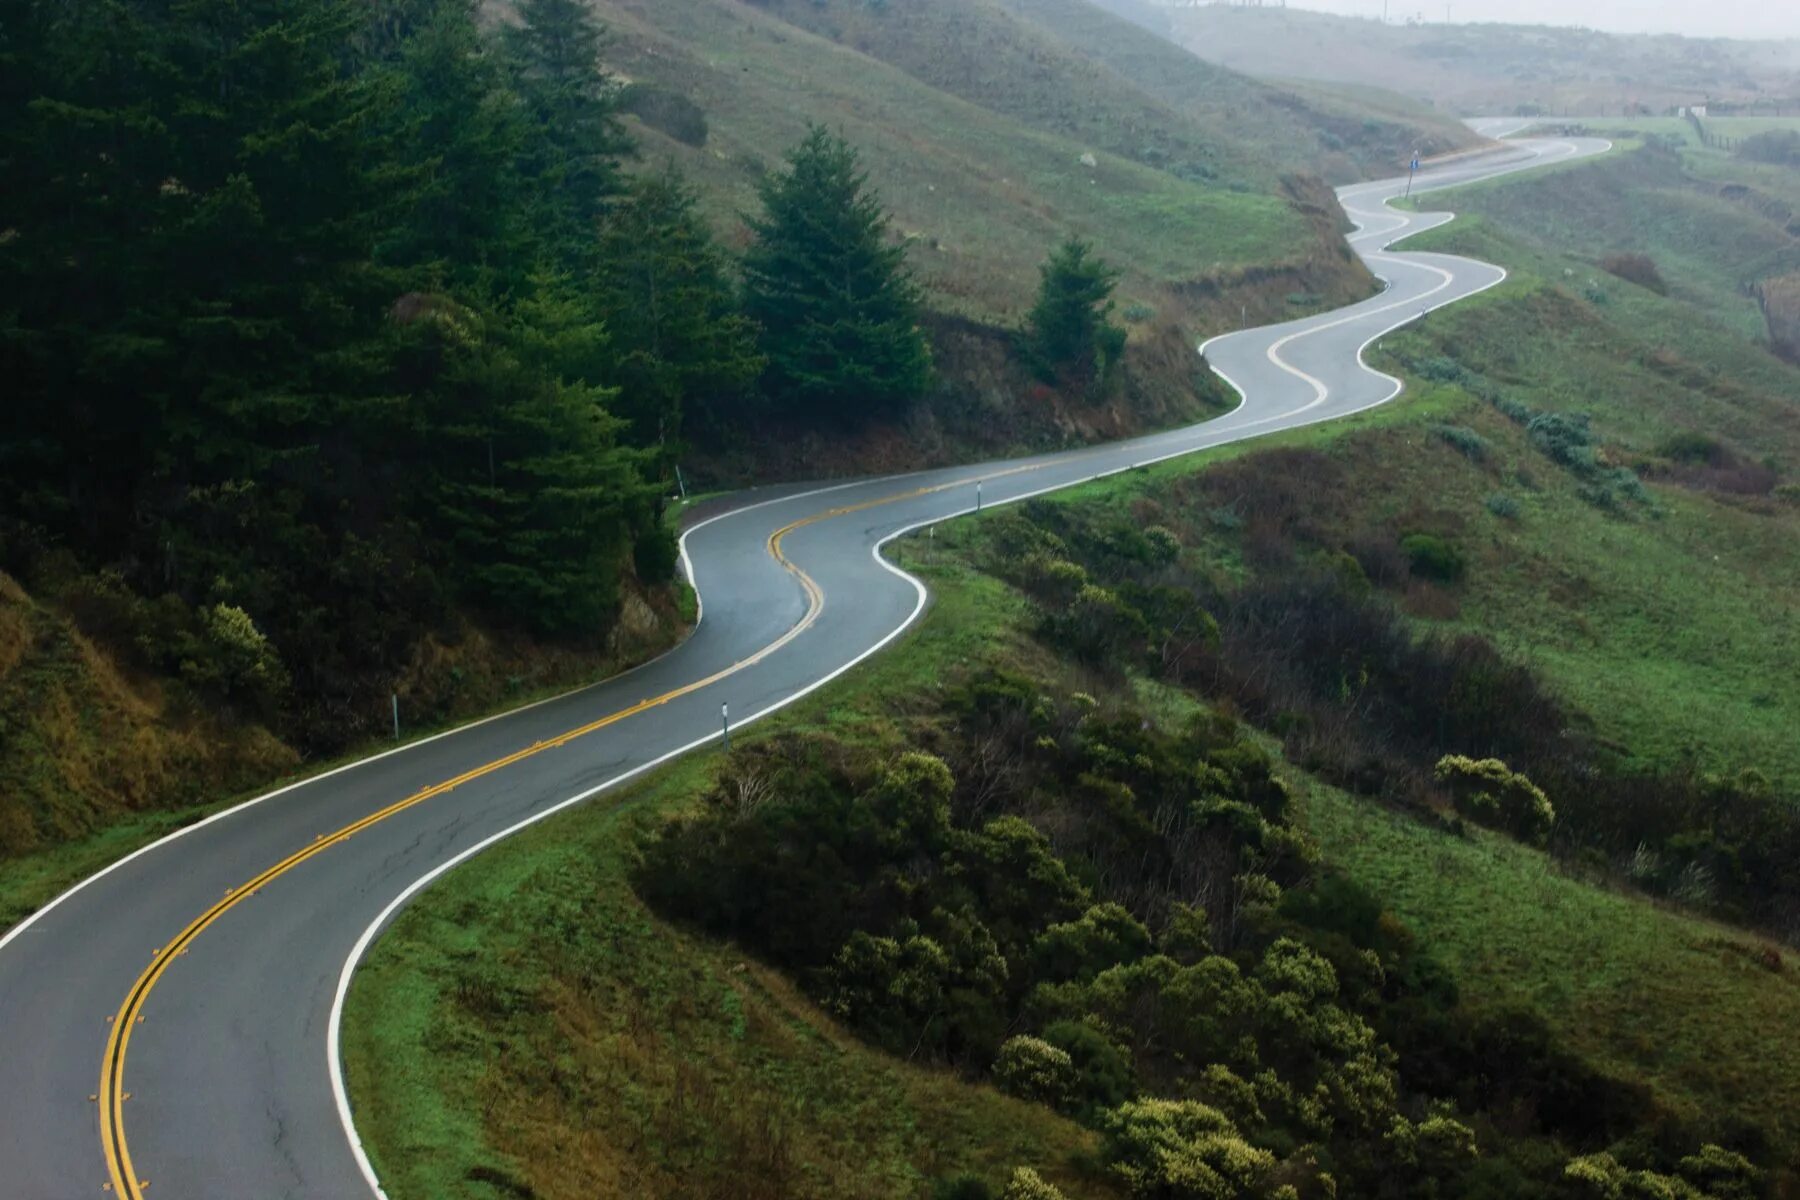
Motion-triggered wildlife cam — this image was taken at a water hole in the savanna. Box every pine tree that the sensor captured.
[504,0,632,259]
[1023,236,1126,387]
[595,166,764,450]
[375,0,529,284]
[742,126,931,420]
[401,279,657,636]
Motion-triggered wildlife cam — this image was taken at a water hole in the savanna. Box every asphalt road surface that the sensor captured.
[0,131,1609,1200]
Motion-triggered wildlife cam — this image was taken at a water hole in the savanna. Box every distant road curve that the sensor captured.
[0,130,1610,1200]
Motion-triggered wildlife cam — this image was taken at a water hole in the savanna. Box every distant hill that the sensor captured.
[1160,5,1800,116]
[582,0,1477,334]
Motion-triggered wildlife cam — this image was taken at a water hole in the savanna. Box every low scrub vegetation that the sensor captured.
[639,674,1774,1198]
[967,476,1800,943]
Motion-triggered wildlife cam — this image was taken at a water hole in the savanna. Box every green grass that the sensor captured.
[1296,770,1800,1150]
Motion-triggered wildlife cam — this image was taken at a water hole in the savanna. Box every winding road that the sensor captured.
[0,129,1608,1199]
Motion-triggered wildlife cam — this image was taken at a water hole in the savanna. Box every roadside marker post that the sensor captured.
[721,702,730,752]
[392,694,400,742]
[976,479,983,513]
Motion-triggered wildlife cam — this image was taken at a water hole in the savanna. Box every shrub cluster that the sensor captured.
[638,665,1773,1197]
[982,496,1800,943]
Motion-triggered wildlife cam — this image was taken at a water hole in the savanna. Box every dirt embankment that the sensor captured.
[1758,273,1800,365]
[0,568,690,865]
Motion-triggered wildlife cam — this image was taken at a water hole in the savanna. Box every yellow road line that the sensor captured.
[96,462,1041,1198]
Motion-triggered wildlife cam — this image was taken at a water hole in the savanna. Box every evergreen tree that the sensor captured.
[1024,236,1126,387]
[504,0,632,259]
[743,126,931,420]
[595,166,764,450]
[376,0,530,284]
[396,286,653,636]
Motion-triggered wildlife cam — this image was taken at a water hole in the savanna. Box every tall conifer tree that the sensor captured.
[595,167,764,449]
[504,0,631,260]
[742,126,931,419]
[1023,236,1126,387]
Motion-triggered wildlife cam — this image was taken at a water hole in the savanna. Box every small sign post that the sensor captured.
[1405,151,1421,200]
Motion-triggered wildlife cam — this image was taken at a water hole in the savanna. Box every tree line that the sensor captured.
[0,0,1126,752]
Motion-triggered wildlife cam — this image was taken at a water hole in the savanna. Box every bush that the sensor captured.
[1042,1020,1135,1112]
[1738,128,1800,166]
[180,603,290,712]
[1033,903,1153,983]
[1491,394,1535,425]
[1434,755,1555,845]
[1401,533,1467,583]
[1657,431,1725,466]
[1100,1098,1275,1199]
[1598,252,1668,295]
[1526,411,1597,473]
[1001,1168,1067,1200]
[1432,424,1491,462]
[1484,493,1521,521]
[993,1036,1077,1105]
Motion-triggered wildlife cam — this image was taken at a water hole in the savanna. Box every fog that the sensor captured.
[1287,0,1800,40]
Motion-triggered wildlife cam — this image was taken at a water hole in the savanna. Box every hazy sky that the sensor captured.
[1290,1,1800,40]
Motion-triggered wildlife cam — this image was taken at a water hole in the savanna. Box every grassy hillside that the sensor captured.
[717,0,1482,187]
[1162,5,1800,116]
[587,0,1381,332]
[1407,134,1800,340]
[349,445,1800,1199]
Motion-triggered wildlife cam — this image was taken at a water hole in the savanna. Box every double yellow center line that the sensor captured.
[95,464,1038,1197]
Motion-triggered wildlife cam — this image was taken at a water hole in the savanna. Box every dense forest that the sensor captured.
[0,0,1051,768]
